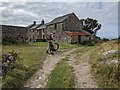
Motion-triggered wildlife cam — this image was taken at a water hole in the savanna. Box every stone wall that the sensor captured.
[60,31,71,44]
[63,13,82,31]
[47,23,63,42]
[71,36,78,43]
[81,36,90,43]
[2,25,28,42]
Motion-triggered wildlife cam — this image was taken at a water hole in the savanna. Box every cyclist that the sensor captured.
[46,33,55,53]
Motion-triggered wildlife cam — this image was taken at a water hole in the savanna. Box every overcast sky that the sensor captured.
[1,1,118,39]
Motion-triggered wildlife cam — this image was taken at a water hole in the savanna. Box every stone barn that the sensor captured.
[1,25,28,43]
[46,13,91,44]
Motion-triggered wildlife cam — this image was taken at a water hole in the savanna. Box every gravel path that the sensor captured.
[24,49,76,88]
[67,52,98,88]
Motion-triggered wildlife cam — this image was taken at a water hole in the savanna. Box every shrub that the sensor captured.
[118,36,120,44]
[90,42,119,88]
[2,36,28,45]
[102,38,110,42]
[2,51,28,88]
[95,63,119,88]
[36,39,47,42]
[81,41,95,46]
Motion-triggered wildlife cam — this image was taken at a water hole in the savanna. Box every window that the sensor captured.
[54,24,57,30]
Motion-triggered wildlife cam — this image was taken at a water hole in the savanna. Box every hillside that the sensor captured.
[89,40,119,88]
[2,40,119,88]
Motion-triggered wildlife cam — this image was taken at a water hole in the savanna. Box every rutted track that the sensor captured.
[24,49,76,88]
[67,52,98,88]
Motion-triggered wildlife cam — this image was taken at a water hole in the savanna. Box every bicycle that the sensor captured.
[46,41,59,55]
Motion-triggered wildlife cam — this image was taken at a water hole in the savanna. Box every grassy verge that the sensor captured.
[47,57,75,88]
[59,43,79,50]
[89,40,119,88]
[2,42,48,88]
[74,45,91,54]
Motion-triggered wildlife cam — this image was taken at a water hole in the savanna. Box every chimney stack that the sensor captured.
[41,19,45,25]
[33,21,36,25]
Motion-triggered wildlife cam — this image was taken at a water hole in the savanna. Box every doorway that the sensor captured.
[78,35,81,44]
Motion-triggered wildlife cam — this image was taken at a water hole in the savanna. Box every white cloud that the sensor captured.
[1,2,118,38]
[1,0,120,2]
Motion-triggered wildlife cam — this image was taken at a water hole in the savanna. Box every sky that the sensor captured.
[0,1,119,39]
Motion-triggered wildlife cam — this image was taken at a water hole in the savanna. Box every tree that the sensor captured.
[81,18,102,36]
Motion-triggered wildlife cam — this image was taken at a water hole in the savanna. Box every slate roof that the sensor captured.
[1,25,27,28]
[27,24,35,28]
[37,24,46,30]
[48,13,74,25]
[30,24,42,29]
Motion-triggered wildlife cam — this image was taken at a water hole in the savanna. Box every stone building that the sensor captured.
[1,25,28,43]
[46,13,90,44]
[1,13,91,44]
[27,20,47,42]
[27,13,91,43]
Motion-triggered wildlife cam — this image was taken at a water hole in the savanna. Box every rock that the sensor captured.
[39,77,42,79]
[101,50,118,59]
[107,59,118,64]
[37,84,42,88]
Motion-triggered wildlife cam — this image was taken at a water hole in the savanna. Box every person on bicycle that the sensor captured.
[46,33,55,53]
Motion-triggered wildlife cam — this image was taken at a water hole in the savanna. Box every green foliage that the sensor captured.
[2,43,47,88]
[3,69,27,88]
[95,63,119,88]
[74,45,90,54]
[60,43,79,50]
[47,58,75,88]
[81,41,96,46]
[2,51,29,88]
[81,18,102,36]
[102,38,110,42]
[2,36,28,45]
[2,51,26,78]
[89,40,119,88]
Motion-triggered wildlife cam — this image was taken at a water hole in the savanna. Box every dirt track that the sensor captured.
[67,52,98,88]
[24,49,76,88]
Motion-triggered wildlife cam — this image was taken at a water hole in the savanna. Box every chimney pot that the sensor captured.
[33,21,36,25]
[41,19,45,25]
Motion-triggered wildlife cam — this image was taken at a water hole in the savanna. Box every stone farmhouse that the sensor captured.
[28,13,91,44]
[1,13,91,44]
[27,20,47,42]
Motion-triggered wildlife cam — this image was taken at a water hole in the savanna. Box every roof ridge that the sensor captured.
[48,13,74,25]
[55,13,73,19]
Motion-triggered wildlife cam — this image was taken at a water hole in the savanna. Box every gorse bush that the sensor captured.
[2,51,28,88]
[2,51,28,77]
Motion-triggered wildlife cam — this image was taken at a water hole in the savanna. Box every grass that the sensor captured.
[2,42,48,88]
[2,42,78,88]
[89,40,119,88]
[3,42,48,66]
[3,40,118,88]
[47,57,75,88]
[59,43,79,50]
[74,45,91,54]
[47,44,91,88]
[29,42,48,47]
